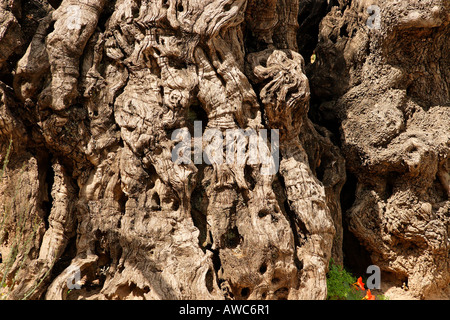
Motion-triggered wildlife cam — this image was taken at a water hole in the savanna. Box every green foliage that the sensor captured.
[376,294,389,300]
[326,259,364,300]
[326,259,390,300]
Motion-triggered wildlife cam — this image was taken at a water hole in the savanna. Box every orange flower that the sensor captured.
[353,277,365,291]
[363,289,376,300]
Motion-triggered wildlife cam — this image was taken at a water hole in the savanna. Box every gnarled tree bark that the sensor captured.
[0,0,448,300]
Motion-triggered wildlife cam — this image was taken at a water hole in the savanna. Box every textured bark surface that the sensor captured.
[309,0,450,298]
[0,0,448,300]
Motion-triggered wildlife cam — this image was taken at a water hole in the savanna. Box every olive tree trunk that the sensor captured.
[0,0,448,300]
